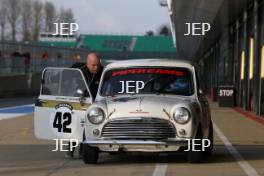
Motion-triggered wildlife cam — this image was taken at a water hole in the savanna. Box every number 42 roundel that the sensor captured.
[53,111,72,133]
[50,106,77,139]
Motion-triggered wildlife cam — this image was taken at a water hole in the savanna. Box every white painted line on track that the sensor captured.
[0,104,34,110]
[0,113,33,120]
[153,163,167,176]
[0,104,34,120]
[214,123,259,176]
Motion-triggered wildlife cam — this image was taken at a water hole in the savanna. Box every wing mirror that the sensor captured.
[76,89,86,105]
[198,89,207,102]
[198,89,203,95]
[76,88,84,96]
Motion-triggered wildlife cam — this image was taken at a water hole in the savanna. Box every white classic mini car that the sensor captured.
[82,59,213,164]
[34,59,213,164]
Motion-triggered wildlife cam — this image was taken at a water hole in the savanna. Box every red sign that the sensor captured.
[112,68,184,77]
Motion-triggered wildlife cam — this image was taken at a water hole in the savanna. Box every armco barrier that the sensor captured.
[0,73,41,97]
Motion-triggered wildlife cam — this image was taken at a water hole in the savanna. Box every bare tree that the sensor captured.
[21,0,32,42]
[157,24,172,36]
[64,9,75,23]
[57,7,76,34]
[59,7,75,23]
[5,0,21,41]
[145,30,154,36]
[44,1,56,32]
[58,7,66,23]
[0,1,7,41]
[32,1,43,41]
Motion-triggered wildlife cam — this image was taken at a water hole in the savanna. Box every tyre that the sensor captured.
[187,127,203,163]
[83,144,99,164]
[204,121,214,156]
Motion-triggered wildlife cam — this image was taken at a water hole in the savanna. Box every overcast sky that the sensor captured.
[39,0,170,35]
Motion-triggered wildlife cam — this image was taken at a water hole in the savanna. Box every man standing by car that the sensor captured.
[81,52,103,99]
[66,52,103,158]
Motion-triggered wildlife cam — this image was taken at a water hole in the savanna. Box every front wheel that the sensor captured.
[83,144,99,164]
[187,127,203,163]
[204,121,214,156]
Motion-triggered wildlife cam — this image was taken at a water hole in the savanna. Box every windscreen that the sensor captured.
[41,69,89,97]
[101,67,194,96]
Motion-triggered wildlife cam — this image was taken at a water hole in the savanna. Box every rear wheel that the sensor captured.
[188,127,203,163]
[83,144,99,164]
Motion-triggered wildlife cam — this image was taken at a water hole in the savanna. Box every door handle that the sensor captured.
[79,96,86,106]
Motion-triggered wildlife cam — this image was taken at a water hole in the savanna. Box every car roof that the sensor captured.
[105,59,194,70]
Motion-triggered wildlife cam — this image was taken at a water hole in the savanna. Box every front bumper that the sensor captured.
[82,139,189,152]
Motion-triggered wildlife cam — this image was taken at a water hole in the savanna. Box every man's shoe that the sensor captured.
[65,151,74,158]
[78,152,83,159]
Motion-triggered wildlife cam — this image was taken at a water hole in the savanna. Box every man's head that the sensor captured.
[86,53,101,74]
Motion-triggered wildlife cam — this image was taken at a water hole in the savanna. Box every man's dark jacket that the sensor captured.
[71,63,103,99]
[80,65,103,99]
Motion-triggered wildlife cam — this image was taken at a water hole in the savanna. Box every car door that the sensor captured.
[34,68,92,142]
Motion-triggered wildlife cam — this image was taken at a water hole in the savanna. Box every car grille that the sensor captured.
[101,118,176,139]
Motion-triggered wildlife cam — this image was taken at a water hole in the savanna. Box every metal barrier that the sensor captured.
[0,56,76,75]
[0,41,177,76]
[0,41,87,75]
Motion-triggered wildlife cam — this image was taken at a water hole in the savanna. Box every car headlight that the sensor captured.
[173,107,190,124]
[87,108,105,125]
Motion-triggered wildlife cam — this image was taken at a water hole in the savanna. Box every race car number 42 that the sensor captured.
[53,112,72,133]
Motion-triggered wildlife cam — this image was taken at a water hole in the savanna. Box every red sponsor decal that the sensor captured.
[112,68,184,77]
